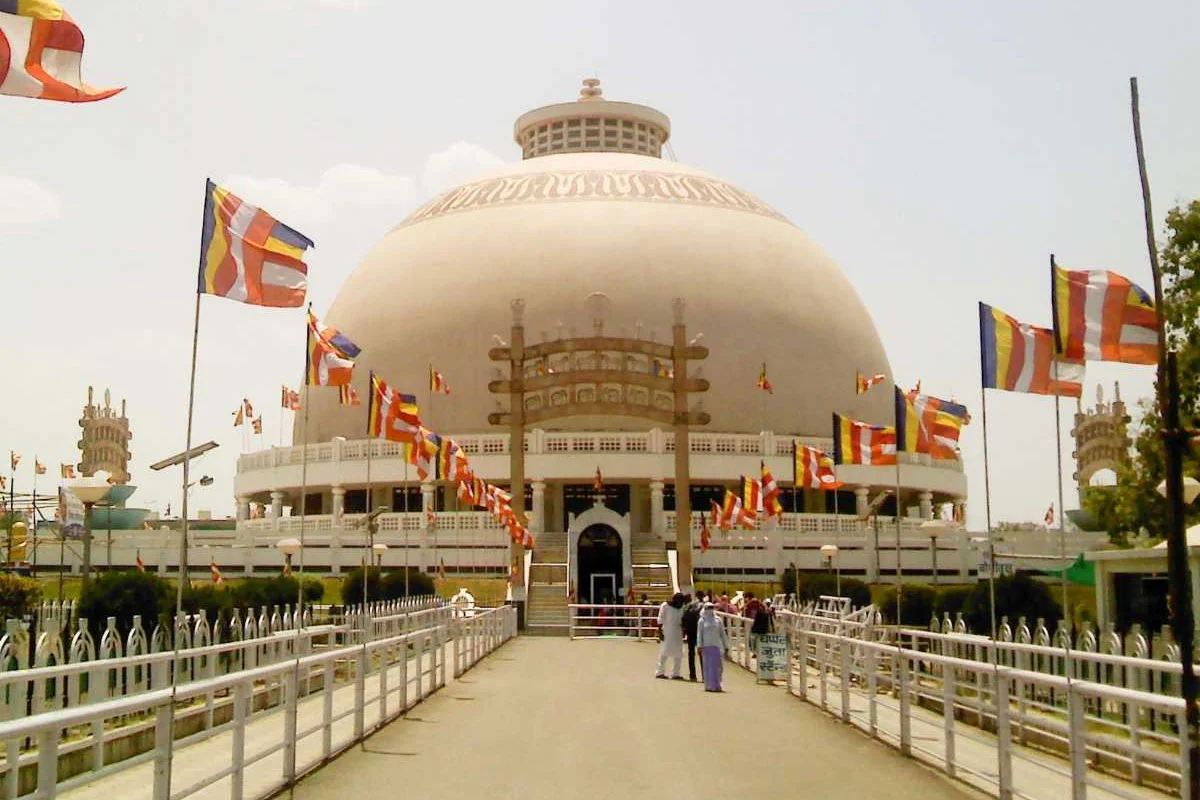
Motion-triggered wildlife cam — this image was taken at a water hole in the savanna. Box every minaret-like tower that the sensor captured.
[78,386,132,484]
[1071,382,1131,499]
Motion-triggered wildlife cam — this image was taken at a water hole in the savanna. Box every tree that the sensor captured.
[1082,200,1200,542]
[77,571,173,634]
[961,573,1061,634]
[0,574,41,621]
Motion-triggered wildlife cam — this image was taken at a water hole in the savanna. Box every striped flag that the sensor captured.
[895,387,970,460]
[135,551,145,572]
[429,366,450,395]
[338,384,361,407]
[60,463,75,479]
[10,451,19,470]
[0,1,122,102]
[368,373,421,442]
[199,180,313,308]
[34,459,45,475]
[232,406,244,426]
[306,310,355,387]
[1052,264,1158,365]
[700,515,711,552]
[210,560,223,584]
[979,303,1084,397]
[1044,503,1055,527]
[251,416,263,434]
[795,444,843,490]
[856,371,886,394]
[832,413,896,466]
[593,467,604,493]
[741,476,762,524]
[755,363,773,393]
[761,463,784,517]
[281,385,301,411]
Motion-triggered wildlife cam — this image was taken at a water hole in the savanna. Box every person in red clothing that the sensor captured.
[742,591,772,656]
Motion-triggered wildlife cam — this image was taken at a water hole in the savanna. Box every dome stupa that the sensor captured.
[305,80,892,441]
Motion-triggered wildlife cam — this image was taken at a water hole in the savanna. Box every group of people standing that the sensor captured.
[654,591,728,692]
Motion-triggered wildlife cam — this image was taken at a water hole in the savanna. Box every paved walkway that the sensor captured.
[292,638,979,800]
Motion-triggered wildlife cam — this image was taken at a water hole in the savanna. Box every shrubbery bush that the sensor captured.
[341,567,435,607]
[0,573,41,620]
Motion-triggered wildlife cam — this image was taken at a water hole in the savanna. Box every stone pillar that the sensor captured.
[531,480,546,534]
[421,480,436,573]
[331,486,346,521]
[918,491,933,520]
[235,496,250,522]
[270,490,284,520]
[649,479,665,535]
[854,486,870,518]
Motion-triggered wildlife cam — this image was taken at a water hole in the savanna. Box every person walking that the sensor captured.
[682,593,703,682]
[697,603,728,692]
[743,591,771,658]
[655,592,686,679]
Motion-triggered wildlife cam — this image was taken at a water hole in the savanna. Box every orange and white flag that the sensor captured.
[856,371,886,394]
[136,551,145,572]
[211,560,223,584]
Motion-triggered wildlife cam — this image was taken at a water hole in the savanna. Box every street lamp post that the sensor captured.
[67,472,113,591]
[921,520,949,587]
[373,542,388,568]
[276,537,301,578]
[820,544,840,595]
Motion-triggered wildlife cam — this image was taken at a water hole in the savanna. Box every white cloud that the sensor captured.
[421,141,507,196]
[222,142,506,232]
[0,177,61,225]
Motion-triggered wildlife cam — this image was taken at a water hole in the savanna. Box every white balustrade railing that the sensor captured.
[0,603,516,800]
[237,431,849,475]
[567,604,661,640]
[716,608,1187,798]
[664,511,930,534]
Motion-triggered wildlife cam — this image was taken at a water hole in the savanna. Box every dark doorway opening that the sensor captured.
[577,524,623,603]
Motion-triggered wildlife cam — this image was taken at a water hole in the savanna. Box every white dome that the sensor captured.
[303,94,893,443]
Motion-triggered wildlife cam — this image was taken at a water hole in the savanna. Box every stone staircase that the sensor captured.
[630,534,675,605]
[526,532,569,634]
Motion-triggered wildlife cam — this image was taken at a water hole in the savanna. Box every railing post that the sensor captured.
[152,703,173,800]
[354,647,366,740]
[839,635,851,722]
[282,668,298,784]
[995,670,1013,800]
[231,681,248,800]
[36,729,57,800]
[400,635,409,712]
[943,664,956,777]
[378,643,389,723]
[867,645,878,736]
[1067,685,1087,800]
[818,636,828,709]
[453,620,462,678]
[898,651,911,757]
[322,654,334,758]
[797,625,808,701]
[438,624,447,688]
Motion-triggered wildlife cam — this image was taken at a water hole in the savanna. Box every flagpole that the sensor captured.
[980,380,997,641]
[1052,356,1070,633]
[177,290,201,614]
[363,391,373,610]
[7,464,14,565]
[297,314,312,625]
[893,385,903,626]
[403,459,410,596]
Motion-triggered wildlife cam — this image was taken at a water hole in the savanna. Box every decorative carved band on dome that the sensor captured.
[396,170,791,229]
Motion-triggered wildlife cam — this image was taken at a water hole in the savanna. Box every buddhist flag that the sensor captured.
[1044,503,1055,527]
[1052,263,1158,365]
[306,310,356,387]
[34,459,45,475]
[895,387,970,460]
[795,444,843,490]
[760,463,784,517]
[9,451,19,470]
[210,560,223,585]
[0,1,122,102]
[979,303,1084,397]
[60,463,75,479]
[593,467,604,493]
[856,371,886,394]
[438,558,447,581]
[741,476,762,522]
[135,551,145,572]
[755,363,773,393]
[232,406,244,426]
[281,385,301,411]
[832,413,896,466]
[251,416,263,434]
[430,366,450,395]
[369,373,421,442]
[338,384,361,407]
[700,515,711,552]
[199,180,313,308]
[242,398,254,418]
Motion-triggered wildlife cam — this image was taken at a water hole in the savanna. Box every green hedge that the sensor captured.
[0,574,42,620]
[341,567,434,607]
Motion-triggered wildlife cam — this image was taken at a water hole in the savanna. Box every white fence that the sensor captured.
[567,604,660,639]
[0,603,516,800]
[718,606,1186,798]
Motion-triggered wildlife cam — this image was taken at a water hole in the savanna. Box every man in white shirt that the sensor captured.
[655,593,686,679]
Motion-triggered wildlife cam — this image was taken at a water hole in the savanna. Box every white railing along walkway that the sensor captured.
[0,605,516,800]
[567,604,660,640]
[718,609,1182,800]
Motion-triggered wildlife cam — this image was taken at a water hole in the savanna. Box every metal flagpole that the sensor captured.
[297,321,312,624]
[1052,354,1070,632]
[363,384,374,610]
[8,463,14,565]
[403,459,410,596]
[979,377,997,641]
[893,385,904,626]
[31,461,37,570]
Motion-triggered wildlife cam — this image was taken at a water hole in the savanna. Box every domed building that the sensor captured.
[233,80,968,627]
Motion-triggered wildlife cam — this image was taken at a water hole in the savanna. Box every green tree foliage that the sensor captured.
[1082,200,1200,543]
[342,567,435,607]
[961,573,1062,634]
[780,571,871,609]
[0,574,41,620]
[879,584,937,626]
[78,571,173,633]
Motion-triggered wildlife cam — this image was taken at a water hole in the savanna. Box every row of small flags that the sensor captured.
[1,453,78,489]
[232,399,264,434]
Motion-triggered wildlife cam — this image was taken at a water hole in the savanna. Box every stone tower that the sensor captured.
[78,387,132,484]
[1071,382,1131,499]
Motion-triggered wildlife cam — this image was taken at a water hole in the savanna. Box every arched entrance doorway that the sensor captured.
[577,525,623,603]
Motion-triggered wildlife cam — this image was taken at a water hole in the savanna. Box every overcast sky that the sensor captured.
[1,1,1196,529]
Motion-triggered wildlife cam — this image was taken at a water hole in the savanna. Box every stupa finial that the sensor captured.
[579,78,603,102]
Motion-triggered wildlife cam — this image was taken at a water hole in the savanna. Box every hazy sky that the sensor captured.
[1,1,1197,529]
